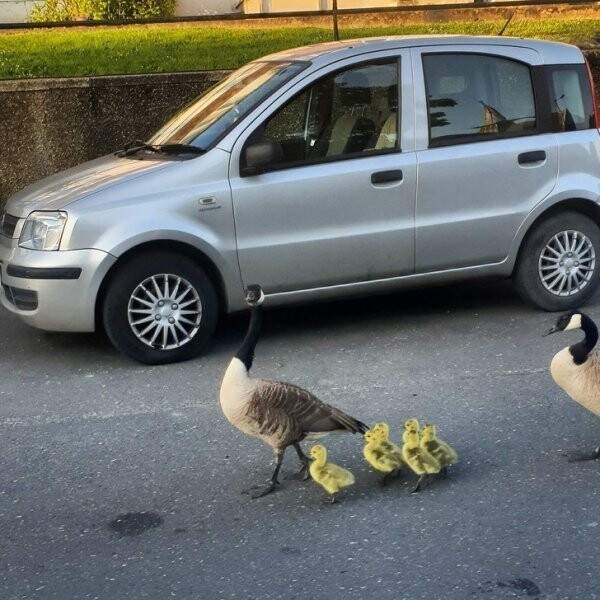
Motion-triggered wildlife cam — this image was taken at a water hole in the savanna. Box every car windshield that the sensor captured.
[149,60,307,150]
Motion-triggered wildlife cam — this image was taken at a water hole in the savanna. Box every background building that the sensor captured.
[239,0,400,12]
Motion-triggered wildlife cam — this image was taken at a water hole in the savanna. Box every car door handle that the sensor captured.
[518,150,546,165]
[371,170,403,184]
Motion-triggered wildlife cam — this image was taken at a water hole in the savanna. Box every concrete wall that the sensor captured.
[0,71,227,205]
[0,0,36,22]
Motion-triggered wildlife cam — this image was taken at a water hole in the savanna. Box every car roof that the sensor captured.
[260,35,583,66]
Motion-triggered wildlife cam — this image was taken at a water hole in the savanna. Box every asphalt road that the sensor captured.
[2,280,600,600]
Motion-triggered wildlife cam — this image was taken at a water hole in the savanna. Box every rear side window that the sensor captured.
[423,53,537,147]
[546,65,596,132]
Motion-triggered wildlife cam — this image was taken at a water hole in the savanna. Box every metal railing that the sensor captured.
[0,0,597,29]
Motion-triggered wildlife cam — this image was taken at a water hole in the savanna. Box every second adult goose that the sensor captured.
[545,310,600,461]
[219,284,369,498]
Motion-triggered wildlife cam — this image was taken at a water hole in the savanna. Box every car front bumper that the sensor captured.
[0,235,116,332]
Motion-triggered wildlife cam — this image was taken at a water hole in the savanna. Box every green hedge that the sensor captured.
[30,0,176,22]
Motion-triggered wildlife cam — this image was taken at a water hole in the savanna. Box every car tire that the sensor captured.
[513,211,600,311]
[102,251,218,364]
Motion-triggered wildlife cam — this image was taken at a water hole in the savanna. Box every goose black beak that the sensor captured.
[543,326,558,337]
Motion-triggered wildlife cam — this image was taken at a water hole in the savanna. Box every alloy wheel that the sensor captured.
[127,273,203,350]
[538,229,596,297]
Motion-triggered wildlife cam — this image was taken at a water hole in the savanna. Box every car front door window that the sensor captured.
[244,59,399,172]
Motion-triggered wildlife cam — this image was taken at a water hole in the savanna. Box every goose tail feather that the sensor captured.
[355,420,370,435]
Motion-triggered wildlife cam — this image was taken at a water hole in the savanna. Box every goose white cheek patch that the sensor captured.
[565,313,583,331]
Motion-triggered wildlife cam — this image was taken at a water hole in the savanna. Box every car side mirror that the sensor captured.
[241,141,282,176]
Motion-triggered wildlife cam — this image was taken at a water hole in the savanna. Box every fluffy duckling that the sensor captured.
[402,429,441,492]
[363,425,404,485]
[309,444,355,503]
[545,310,600,461]
[219,284,369,498]
[402,418,420,443]
[372,422,403,455]
[420,424,458,475]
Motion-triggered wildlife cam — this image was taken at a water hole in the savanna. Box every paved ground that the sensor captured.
[1,280,600,600]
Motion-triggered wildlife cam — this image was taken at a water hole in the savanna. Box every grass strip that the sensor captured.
[0,19,598,79]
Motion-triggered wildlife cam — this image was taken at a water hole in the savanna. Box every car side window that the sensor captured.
[423,53,537,147]
[548,65,596,132]
[243,59,399,172]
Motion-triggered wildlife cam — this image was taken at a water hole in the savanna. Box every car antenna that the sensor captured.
[497,11,515,36]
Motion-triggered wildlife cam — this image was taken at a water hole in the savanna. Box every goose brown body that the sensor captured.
[220,359,367,449]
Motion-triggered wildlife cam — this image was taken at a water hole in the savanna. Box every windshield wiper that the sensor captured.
[116,140,206,157]
[156,143,206,155]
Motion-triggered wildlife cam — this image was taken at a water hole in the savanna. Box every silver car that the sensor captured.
[1,36,599,363]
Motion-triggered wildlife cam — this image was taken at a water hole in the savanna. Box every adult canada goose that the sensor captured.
[219,284,369,498]
[545,310,600,461]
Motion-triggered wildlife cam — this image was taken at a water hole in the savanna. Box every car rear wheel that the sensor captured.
[102,251,218,364]
[513,211,600,311]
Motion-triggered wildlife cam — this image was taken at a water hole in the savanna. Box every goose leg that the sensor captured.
[411,474,428,493]
[286,443,311,481]
[566,445,600,462]
[246,449,285,499]
[380,470,399,487]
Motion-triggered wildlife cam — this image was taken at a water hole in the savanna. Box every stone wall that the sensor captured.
[0,70,227,205]
[1,50,600,208]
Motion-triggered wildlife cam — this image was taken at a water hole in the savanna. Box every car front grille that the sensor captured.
[2,284,38,311]
[1,212,19,238]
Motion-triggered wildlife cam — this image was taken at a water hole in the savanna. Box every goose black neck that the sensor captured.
[235,305,262,371]
[570,313,598,365]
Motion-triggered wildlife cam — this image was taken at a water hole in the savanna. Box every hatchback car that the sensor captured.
[1,35,599,364]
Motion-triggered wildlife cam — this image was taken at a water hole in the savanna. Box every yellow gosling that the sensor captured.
[402,429,440,493]
[363,427,404,485]
[420,424,458,476]
[309,445,355,503]
[402,418,421,443]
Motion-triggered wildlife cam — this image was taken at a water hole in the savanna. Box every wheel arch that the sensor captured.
[95,240,229,329]
[513,198,600,273]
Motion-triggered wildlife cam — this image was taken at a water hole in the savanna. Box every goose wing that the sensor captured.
[247,379,367,442]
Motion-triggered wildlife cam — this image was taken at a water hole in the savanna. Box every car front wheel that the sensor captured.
[102,251,218,364]
[513,211,600,311]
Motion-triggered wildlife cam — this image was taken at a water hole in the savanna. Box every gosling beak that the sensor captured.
[543,325,558,337]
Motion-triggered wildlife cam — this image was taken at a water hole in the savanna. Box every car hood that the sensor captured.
[5,154,171,217]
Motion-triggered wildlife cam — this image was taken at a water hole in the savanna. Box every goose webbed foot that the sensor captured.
[285,464,310,481]
[246,480,279,499]
[565,446,600,462]
[243,450,285,499]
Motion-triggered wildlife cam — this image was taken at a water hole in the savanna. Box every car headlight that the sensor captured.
[19,211,68,251]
